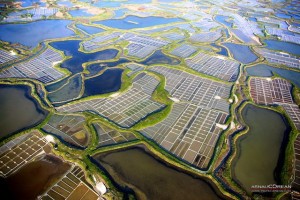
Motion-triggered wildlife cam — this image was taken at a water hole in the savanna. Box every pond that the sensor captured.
[58,0,74,7]
[0,154,71,199]
[246,64,300,88]
[95,15,183,30]
[211,43,229,57]
[113,8,129,18]
[232,104,288,194]
[275,13,291,19]
[83,68,123,97]
[290,13,300,20]
[0,84,48,140]
[46,76,70,92]
[248,17,257,22]
[140,50,180,65]
[20,0,46,7]
[47,74,83,103]
[50,40,119,74]
[231,29,253,44]
[264,39,300,56]
[76,24,104,35]
[223,43,258,64]
[215,15,233,28]
[222,29,230,38]
[86,58,129,77]
[69,9,95,17]
[0,20,74,48]
[93,147,225,200]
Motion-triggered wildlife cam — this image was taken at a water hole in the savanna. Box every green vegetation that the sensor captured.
[1,2,299,199]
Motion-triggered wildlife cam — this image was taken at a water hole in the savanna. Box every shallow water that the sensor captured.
[232,104,288,193]
[93,147,223,200]
[264,39,300,56]
[69,9,95,17]
[95,15,183,29]
[140,50,180,65]
[0,20,74,48]
[246,64,300,88]
[215,15,233,27]
[0,85,48,140]
[211,43,229,56]
[76,24,104,34]
[223,43,258,64]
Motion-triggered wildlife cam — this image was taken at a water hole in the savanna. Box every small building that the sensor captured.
[95,182,107,195]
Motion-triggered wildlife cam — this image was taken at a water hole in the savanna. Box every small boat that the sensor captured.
[126,20,138,24]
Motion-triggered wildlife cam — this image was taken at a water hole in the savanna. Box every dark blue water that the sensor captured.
[95,15,183,29]
[0,20,74,48]
[275,13,291,19]
[76,24,104,34]
[50,40,119,74]
[211,43,229,56]
[249,17,257,22]
[246,64,300,88]
[223,43,258,64]
[264,39,300,56]
[215,15,233,27]
[86,65,105,77]
[290,13,300,20]
[140,50,180,65]
[83,68,123,97]
[222,29,230,38]
[292,22,300,26]
[86,58,130,77]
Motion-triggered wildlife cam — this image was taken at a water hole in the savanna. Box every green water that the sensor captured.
[0,85,48,140]
[94,147,223,200]
[232,104,288,194]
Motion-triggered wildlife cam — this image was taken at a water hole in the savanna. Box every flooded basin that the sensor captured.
[47,74,83,103]
[264,39,300,56]
[0,84,48,140]
[215,15,233,27]
[140,50,180,65]
[0,20,74,48]
[211,43,229,56]
[95,15,183,29]
[76,24,104,35]
[86,58,130,77]
[246,64,300,88]
[232,104,288,194]
[113,8,129,18]
[69,9,95,17]
[20,0,46,7]
[50,40,119,74]
[93,147,225,200]
[0,154,71,200]
[223,43,258,64]
[83,68,123,97]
